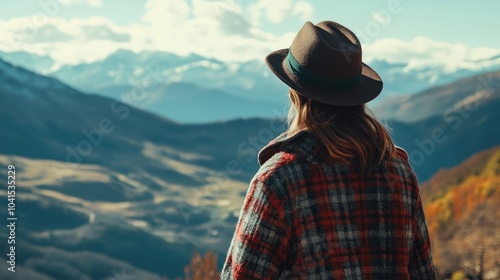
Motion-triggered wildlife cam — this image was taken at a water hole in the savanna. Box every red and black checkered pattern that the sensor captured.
[221,131,436,279]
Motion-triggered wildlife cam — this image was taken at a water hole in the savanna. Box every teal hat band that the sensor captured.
[285,50,362,91]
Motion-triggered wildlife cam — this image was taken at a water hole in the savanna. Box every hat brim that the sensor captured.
[265,48,383,106]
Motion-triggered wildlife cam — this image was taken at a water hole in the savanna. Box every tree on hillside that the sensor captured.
[448,202,500,280]
[164,250,219,280]
[183,250,219,280]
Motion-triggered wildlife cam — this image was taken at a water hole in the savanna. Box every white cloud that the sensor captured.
[129,0,297,60]
[0,16,132,64]
[0,0,294,64]
[0,0,498,72]
[58,0,103,7]
[292,2,314,21]
[249,0,314,25]
[363,37,500,71]
[23,24,73,43]
[142,0,191,27]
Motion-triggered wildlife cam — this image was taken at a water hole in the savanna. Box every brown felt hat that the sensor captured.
[265,21,383,106]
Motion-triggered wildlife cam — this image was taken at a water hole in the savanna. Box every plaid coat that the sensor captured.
[221,130,436,279]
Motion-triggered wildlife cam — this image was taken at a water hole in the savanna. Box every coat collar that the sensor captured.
[257,130,409,168]
[257,130,327,166]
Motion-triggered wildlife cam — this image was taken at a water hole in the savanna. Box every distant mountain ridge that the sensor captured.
[377,70,500,122]
[1,55,499,180]
[1,49,499,123]
[95,81,285,123]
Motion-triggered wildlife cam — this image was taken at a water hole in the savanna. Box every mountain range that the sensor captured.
[0,56,499,278]
[376,71,500,122]
[1,49,499,123]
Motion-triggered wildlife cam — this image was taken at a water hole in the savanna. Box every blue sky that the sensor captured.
[0,0,498,65]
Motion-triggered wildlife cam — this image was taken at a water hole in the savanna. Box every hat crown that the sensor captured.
[264,20,383,106]
[289,21,362,79]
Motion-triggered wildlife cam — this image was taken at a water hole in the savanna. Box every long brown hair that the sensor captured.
[286,88,396,176]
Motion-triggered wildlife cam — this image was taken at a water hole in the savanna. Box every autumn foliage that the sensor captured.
[421,146,500,279]
[183,250,219,280]
[164,250,219,280]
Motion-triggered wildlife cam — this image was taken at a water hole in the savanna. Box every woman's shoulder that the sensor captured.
[392,146,420,186]
[252,147,315,200]
[255,130,322,183]
[395,146,410,161]
[255,150,300,184]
